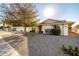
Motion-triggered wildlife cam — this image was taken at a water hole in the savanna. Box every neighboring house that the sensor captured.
[72,23,79,34]
[0,21,9,27]
[0,21,3,26]
[36,19,74,36]
[0,21,11,31]
[68,21,74,32]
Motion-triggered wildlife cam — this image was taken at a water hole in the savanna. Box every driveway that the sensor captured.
[27,33,79,56]
[69,32,79,38]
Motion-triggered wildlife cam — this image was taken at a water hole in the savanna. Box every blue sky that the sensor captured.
[35,3,79,22]
[0,3,79,23]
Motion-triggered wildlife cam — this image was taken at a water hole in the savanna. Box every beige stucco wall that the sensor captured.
[72,25,79,34]
[76,25,79,34]
[41,24,68,36]
[14,27,33,32]
[0,24,3,26]
[64,24,68,36]
[41,25,64,35]
[42,25,53,33]
[60,24,64,35]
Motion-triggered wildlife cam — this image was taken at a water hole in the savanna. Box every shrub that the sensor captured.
[5,26,11,28]
[45,28,61,35]
[61,45,68,54]
[51,28,61,35]
[30,30,35,32]
[45,29,52,34]
[0,26,3,29]
[61,45,79,56]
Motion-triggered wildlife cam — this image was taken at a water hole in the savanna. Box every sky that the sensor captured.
[35,3,79,22]
[0,3,79,23]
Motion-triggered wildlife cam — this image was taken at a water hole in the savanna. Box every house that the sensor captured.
[72,23,79,34]
[0,21,12,31]
[68,21,75,33]
[0,19,74,36]
[36,19,74,36]
[0,21,3,26]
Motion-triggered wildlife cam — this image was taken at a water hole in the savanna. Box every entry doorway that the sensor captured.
[38,25,42,33]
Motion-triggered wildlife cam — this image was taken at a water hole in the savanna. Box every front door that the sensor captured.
[38,25,42,33]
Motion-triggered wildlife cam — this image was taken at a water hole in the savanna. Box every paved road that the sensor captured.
[0,31,28,56]
[0,36,20,56]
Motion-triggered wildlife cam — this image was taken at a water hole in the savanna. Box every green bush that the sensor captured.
[61,45,79,56]
[0,26,3,29]
[5,26,11,28]
[45,29,52,34]
[51,28,61,35]
[45,28,61,35]
[30,30,35,32]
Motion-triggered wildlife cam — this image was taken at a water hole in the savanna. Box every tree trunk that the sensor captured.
[12,26,16,31]
[3,21,5,31]
[24,27,26,34]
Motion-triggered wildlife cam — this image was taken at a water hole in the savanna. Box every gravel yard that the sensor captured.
[27,33,79,56]
[0,31,79,56]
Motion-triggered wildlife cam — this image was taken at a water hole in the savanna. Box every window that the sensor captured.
[53,25,60,29]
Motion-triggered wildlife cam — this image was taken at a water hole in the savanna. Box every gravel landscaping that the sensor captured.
[27,33,79,56]
[0,31,79,56]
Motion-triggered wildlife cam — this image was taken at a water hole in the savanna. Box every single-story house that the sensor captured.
[36,19,74,36]
[0,21,3,26]
[72,23,79,34]
[0,19,74,36]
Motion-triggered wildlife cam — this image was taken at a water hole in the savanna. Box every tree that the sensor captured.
[0,3,38,33]
[0,3,11,30]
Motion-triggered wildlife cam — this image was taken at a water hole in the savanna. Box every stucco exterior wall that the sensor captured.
[15,27,33,32]
[0,24,3,26]
[41,24,68,36]
[42,25,53,33]
[60,24,64,35]
[63,24,68,36]
[72,25,79,34]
